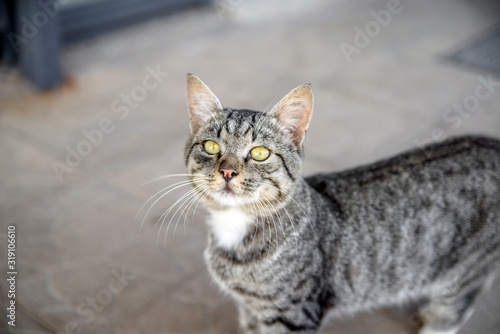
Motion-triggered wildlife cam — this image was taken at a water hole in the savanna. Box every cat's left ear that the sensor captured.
[270,84,313,146]
[186,74,223,134]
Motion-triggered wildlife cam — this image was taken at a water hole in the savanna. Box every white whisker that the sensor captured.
[173,184,210,236]
[268,185,317,240]
[139,178,207,230]
[286,193,317,239]
[138,177,206,216]
[191,188,210,224]
[142,173,207,185]
[156,184,205,245]
[246,195,262,250]
[260,187,298,248]
[259,191,281,244]
[182,187,209,234]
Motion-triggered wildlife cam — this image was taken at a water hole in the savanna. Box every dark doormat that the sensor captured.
[449,25,500,74]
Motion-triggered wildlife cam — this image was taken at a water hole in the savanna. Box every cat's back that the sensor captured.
[306,135,500,198]
[305,135,500,248]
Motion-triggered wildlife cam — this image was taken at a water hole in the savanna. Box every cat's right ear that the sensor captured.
[186,74,223,134]
[270,84,313,146]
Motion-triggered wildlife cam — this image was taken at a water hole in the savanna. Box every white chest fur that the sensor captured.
[208,208,253,249]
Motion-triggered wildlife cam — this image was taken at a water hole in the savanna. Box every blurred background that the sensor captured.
[1,0,500,333]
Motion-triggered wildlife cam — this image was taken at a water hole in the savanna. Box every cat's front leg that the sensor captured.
[238,305,320,334]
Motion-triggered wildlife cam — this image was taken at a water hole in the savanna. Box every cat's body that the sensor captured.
[183,75,500,334]
[206,136,500,334]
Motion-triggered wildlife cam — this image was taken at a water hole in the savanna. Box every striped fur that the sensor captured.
[184,75,500,334]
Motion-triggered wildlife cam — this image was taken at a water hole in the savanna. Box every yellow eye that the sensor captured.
[250,146,270,161]
[204,140,220,155]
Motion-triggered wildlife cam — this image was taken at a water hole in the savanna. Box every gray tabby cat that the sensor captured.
[183,74,500,334]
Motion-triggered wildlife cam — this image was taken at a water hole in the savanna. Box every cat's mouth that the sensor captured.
[219,184,238,198]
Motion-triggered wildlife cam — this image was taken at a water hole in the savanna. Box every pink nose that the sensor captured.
[219,168,239,182]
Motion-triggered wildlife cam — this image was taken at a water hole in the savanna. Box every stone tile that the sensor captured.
[11,260,176,334]
[49,266,168,334]
[6,180,141,267]
[169,270,225,308]
[320,309,416,334]
[207,301,240,334]
[13,271,77,333]
[110,229,207,286]
[115,292,209,334]
[0,132,85,218]
[5,308,53,334]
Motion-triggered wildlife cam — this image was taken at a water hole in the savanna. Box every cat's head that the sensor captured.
[184,74,313,212]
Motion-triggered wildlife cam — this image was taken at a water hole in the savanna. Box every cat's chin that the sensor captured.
[212,189,245,208]
[203,187,261,212]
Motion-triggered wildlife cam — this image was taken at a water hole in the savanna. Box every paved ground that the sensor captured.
[1,0,500,333]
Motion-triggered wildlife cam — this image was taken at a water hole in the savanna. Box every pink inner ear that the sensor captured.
[271,84,313,145]
[186,75,222,134]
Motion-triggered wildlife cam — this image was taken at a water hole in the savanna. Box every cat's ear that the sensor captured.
[186,74,223,134]
[270,84,313,146]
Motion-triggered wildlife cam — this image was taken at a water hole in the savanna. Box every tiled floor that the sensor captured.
[1,0,500,333]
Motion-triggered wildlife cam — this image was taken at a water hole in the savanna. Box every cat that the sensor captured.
[183,74,500,334]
